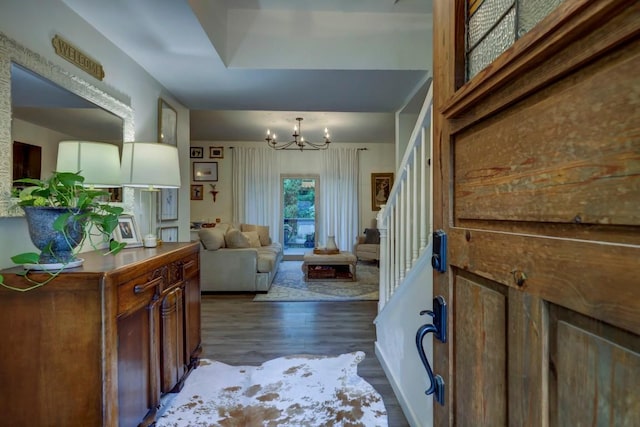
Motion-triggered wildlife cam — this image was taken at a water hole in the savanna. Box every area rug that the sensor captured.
[253,261,379,302]
[156,351,388,427]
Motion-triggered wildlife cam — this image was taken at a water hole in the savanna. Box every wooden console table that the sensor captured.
[302,250,357,282]
[0,242,201,427]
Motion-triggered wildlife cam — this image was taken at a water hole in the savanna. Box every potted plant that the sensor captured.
[0,171,127,290]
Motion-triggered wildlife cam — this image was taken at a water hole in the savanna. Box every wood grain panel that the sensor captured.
[1,286,103,426]
[449,228,640,335]
[454,41,640,226]
[455,276,507,425]
[555,321,640,426]
[508,289,549,426]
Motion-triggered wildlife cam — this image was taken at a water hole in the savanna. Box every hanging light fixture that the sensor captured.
[265,117,331,151]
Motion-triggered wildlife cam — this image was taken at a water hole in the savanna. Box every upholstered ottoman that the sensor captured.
[302,251,357,282]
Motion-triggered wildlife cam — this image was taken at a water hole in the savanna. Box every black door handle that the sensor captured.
[416,296,447,405]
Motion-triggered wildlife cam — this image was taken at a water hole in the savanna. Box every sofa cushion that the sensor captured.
[241,224,271,246]
[364,228,380,244]
[243,231,262,248]
[256,249,277,273]
[225,229,250,248]
[198,228,226,250]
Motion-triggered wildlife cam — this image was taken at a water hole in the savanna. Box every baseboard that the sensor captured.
[375,341,422,427]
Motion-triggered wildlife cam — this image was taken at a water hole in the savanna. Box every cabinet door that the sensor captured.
[184,274,202,367]
[118,298,161,427]
[161,285,185,393]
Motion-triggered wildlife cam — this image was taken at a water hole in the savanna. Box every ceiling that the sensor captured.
[60,0,433,144]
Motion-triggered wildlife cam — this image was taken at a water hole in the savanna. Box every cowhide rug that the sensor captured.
[156,351,388,427]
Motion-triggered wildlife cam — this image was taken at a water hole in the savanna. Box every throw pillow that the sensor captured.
[243,231,262,248]
[241,224,271,246]
[225,229,250,248]
[364,228,380,244]
[198,228,226,250]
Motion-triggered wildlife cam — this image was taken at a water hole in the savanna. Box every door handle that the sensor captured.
[416,296,447,405]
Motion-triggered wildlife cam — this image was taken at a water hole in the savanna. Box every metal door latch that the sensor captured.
[431,230,447,273]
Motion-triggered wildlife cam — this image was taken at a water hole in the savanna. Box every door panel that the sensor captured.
[455,43,640,226]
[552,308,640,426]
[433,1,640,425]
[455,275,507,425]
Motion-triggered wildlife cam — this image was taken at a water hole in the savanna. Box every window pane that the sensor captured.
[467,7,516,79]
[468,0,515,49]
[518,0,563,36]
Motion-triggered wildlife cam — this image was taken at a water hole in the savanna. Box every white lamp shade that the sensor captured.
[120,142,181,188]
[56,141,122,187]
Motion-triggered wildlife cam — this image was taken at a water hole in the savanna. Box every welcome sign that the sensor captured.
[51,34,105,81]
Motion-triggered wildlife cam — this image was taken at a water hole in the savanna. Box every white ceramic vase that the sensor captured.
[326,235,338,251]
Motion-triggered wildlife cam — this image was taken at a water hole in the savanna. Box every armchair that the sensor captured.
[354,228,380,263]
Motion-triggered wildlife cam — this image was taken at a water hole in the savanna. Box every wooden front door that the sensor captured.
[432,1,640,425]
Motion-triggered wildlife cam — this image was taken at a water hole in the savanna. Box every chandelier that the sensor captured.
[265,117,331,151]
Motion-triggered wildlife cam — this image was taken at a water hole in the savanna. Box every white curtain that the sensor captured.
[319,148,360,251]
[231,147,280,239]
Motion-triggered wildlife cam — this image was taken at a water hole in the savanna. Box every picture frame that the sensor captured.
[160,226,179,243]
[158,98,177,146]
[158,188,179,221]
[209,146,224,158]
[193,162,218,182]
[190,147,203,158]
[112,214,143,247]
[371,173,394,211]
[190,184,204,200]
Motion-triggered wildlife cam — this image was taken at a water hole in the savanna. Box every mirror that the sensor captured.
[0,33,135,217]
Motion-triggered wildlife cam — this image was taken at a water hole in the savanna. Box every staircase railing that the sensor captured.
[378,81,433,311]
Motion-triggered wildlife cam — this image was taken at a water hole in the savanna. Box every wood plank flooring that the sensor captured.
[200,294,410,426]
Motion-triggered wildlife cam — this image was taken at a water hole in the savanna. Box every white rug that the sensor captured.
[254,261,379,302]
[156,351,388,427]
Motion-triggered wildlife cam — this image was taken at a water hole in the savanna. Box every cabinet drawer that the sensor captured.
[117,273,163,317]
[182,253,199,279]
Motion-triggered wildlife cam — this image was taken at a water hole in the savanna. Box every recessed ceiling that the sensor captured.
[61,0,433,144]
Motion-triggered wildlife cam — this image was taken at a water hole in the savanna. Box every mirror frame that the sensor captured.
[0,32,135,217]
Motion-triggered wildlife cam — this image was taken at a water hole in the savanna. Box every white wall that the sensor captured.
[375,253,434,426]
[188,141,395,239]
[0,0,191,268]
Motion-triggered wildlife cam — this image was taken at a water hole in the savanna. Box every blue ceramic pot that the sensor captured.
[23,206,87,264]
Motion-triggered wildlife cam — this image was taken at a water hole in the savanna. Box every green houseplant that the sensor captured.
[0,171,127,291]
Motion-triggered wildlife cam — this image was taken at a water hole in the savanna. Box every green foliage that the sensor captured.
[0,171,127,291]
[283,178,316,219]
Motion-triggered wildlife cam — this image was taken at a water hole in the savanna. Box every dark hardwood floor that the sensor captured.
[200,294,410,426]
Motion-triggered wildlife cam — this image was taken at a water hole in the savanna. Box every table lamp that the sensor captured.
[56,141,122,188]
[120,142,181,247]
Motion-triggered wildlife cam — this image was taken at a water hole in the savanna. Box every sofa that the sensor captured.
[354,228,380,263]
[198,223,283,292]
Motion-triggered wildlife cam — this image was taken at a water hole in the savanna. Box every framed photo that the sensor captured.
[193,162,218,182]
[158,98,177,146]
[113,214,143,247]
[190,147,203,158]
[158,188,178,221]
[160,226,179,243]
[209,146,224,158]
[106,187,122,202]
[371,173,394,211]
[191,184,204,200]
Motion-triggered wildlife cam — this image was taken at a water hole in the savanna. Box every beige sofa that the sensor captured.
[197,223,283,292]
[354,228,380,263]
